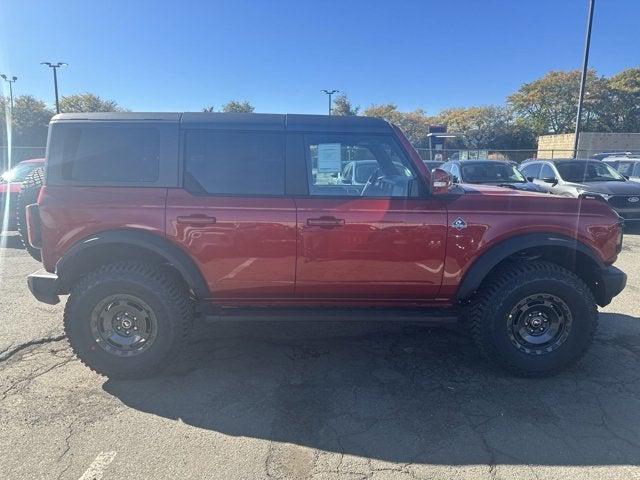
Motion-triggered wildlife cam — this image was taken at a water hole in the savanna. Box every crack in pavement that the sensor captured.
[0,333,66,363]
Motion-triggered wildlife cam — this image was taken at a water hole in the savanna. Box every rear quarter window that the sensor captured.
[46,122,178,187]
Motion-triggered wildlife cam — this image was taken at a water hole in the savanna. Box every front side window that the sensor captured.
[305,134,417,197]
[59,126,160,182]
[614,161,635,176]
[184,131,285,195]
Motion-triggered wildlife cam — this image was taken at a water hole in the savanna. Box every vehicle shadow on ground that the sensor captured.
[104,313,640,466]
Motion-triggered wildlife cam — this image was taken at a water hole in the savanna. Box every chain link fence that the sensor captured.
[415,148,640,163]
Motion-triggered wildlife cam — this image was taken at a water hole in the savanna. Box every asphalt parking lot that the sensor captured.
[1,231,640,480]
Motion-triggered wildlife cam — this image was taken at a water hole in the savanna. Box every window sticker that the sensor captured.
[317,143,342,173]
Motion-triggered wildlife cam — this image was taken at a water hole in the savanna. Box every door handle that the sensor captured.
[307,216,345,228]
[176,215,217,225]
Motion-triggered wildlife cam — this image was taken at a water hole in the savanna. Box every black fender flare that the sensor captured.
[455,232,605,301]
[56,229,209,299]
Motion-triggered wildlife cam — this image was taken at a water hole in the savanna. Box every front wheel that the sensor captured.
[469,260,598,377]
[64,261,193,379]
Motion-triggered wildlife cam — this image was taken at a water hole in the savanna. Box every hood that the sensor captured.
[492,181,546,193]
[458,183,545,197]
[567,180,640,195]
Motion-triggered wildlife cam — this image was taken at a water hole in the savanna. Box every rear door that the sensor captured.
[166,129,296,300]
[293,132,447,300]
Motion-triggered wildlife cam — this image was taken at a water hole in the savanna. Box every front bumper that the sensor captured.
[27,269,61,305]
[597,265,627,306]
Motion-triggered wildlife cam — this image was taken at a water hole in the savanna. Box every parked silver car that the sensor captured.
[520,158,640,222]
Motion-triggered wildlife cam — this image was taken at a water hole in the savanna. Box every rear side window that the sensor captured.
[58,126,160,182]
[184,131,285,195]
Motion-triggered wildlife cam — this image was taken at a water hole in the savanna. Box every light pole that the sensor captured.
[573,0,595,158]
[41,62,67,113]
[0,74,18,110]
[321,89,339,115]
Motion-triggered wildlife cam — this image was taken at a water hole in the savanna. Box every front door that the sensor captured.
[166,129,296,300]
[294,133,447,300]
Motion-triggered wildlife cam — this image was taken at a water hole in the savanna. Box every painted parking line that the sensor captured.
[78,451,117,480]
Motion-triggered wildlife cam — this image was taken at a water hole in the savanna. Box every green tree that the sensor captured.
[507,69,610,135]
[1,95,54,165]
[363,103,433,147]
[332,94,359,116]
[221,100,254,113]
[605,67,640,132]
[434,106,535,149]
[59,92,123,113]
[201,106,216,112]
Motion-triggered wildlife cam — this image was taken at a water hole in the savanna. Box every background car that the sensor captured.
[603,157,640,183]
[0,158,45,231]
[520,158,640,222]
[440,159,547,192]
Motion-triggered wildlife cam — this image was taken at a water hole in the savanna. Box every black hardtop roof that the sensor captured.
[50,112,392,133]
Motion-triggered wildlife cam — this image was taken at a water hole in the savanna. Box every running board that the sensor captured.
[201,307,460,323]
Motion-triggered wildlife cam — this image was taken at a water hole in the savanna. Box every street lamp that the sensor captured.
[41,62,67,113]
[0,74,18,110]
[573,0,596,158]
[321,89,339,115]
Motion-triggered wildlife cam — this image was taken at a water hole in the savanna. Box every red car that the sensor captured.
[0,158,45,231]
[26,113,626,378]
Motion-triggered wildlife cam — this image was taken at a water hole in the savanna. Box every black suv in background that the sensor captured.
[520,158,640,222]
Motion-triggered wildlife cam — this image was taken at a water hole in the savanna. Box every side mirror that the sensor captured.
[431,168,453,195]
[452,175,460,184]
[623,175,630,180]
[541,177,558,186]
[526,176,534,182]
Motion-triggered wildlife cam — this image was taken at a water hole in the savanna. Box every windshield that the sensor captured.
[556,161,625,182]
[0,162,40,183]
[460,162,526,184]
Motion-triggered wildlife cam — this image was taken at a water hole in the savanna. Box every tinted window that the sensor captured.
[539,164,556,180]
[520,163,541,179]
[305,134,417,197]
[185,131,284,195]
[58,126,160,182]
[635,163,640,177]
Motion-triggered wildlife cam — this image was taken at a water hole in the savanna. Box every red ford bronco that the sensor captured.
[26,112,626,378]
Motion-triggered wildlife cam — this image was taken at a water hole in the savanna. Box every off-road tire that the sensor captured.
[17,166,44,260]
[64,261,194,379]
[469,260,598,377]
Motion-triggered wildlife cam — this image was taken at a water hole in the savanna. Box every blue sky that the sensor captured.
[1,0,638,114]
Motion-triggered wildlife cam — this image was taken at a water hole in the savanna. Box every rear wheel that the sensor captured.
[469,260,597,377]
[64,261,193,379]
[17,166,44,260]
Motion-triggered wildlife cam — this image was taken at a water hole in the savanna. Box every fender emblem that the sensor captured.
[452,217,467,230]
